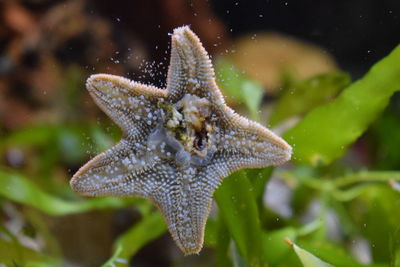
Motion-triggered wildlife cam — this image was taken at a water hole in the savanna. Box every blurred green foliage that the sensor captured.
[270,71,351,127]
[1,45,400,266]
[284,46,400,165]
[216,58,264,121]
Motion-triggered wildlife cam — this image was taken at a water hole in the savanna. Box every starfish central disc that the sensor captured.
[149,94,217,168]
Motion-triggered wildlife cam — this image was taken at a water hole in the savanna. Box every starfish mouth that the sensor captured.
[147,94,217,167]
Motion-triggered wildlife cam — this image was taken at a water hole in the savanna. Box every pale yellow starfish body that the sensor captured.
[70,26,292,255]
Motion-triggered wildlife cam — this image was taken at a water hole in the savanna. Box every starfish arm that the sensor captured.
[166,26,225,104]
[216,107,292,169]
[86,74,166,140]
[150,161,230,255]
[70,139,160,197]
[157,146,290,255]
[154,191,212,255]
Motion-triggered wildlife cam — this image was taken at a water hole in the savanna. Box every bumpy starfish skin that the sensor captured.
[70,26,292,255]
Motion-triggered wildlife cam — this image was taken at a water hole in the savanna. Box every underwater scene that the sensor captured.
[1,0,400,266]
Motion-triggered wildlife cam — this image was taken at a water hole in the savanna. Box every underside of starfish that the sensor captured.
[70,26,292,255]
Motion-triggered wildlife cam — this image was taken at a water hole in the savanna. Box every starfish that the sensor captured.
[70,26,292,255]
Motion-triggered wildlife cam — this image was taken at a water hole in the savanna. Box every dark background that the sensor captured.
[91,0,400,79]
[214,0,400,78]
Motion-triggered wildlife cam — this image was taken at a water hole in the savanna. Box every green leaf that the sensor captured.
[57,125,88,165]
[298,241,386,267]
[246,167,273,221]
[285,239,333,267]
[0,237,58,266]
[215,170,264,266]
[103,211,167,266]
[204,218,217,248]
[241,80,264,120]
[0,169,130,215]
[216,58,263,120]
[333,171,400,187]
[0,123,117,160]
[246,167,273,203]
[263,227,297,265]
[370,108,400,169]
[0,125,56,152]
[270,72,350,126]
[395,248,400,267]
[214,216,233,267]
[354,185,400,263]
[284,45,400,165]
[90,125,115,153]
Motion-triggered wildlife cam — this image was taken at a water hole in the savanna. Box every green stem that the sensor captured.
[333,171,400,187]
